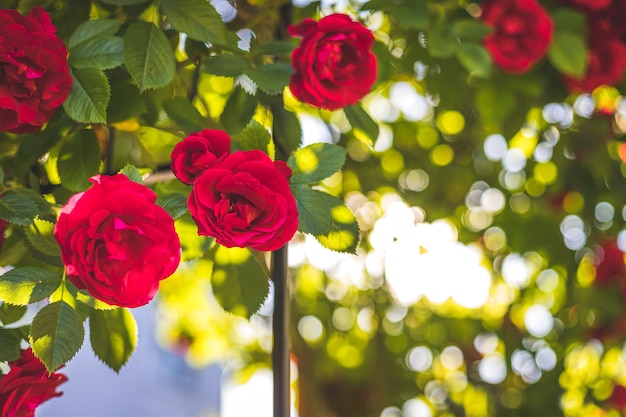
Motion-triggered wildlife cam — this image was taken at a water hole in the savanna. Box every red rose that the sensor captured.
[564,36,626,93]
[0,7,72,133]
[188,150,298,251]
[171,129,231,185]
[481,0,553,74]
[54,174,181,308]
[0,348,67,417]
[594,240,625,286]
[610,385,626,411]
[289,13,377,110]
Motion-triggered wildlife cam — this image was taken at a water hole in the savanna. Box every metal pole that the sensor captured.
[272,245,290,417]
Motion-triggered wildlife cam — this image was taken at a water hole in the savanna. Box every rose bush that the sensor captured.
[564,36,626,92]
[188,150,298,251]
[171,129,231,185]
[288,13,377,110]
[0,7,72,133]
[53,174,181,308]
[481,0,553,74]
[0,348,67,417]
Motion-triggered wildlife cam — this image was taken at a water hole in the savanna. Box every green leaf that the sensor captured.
[57,129,102,192]
[0,189,38,226]
[63,68,111,124]
[253,41,296,57]
[155,193,188,220]
[68,18,122,49]
[202,54,250,77]
[552,8,587,32]
[15,119,66,168]
[288,143,346,185]
[161,0,227,45]
[428,28,458,58]
[392,0,429,29]
[99,0,148,4]
[12,188,57,223]
[211,246,269,318]
[76,290,116,311]
[123,21,176,92]
[456,43,492,78]
[0,267,62,305]
[451,19,492,41]
[119,164,143,184]
[0,328,23,362]
[89,308,137,372]
[220,87,258,135]
[69,36,124,70]
[163,97,206,132]
[26,220,61,257]
[30,301,84,372]
[240,120,271,154]
[548,31,587,78]
[107,81,147,123]
[0,303,27,325]
[245,63,294,95]
[344,104,380,145]
[291,186,360,253]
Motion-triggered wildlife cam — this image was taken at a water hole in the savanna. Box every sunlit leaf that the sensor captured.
[118,164,143,184]
[211,246,269,319]
[30,301,84,372]
[0,303,27,325]
[288,143,346,185]
[240,120,271,154]
[25,220,61,257]
[0,267,62,305]
[344,104,379,146]
[89,308,137,372]
[0,190,37,226]
[161,0,227,45]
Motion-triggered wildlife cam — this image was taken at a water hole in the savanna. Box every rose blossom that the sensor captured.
[564,36,626,93]
[188,150,298,251]
[171,129,231,185]
[593,240,626,286]
[481,0,553,74]
[289,13,377,110]
[54,174,181,308]
[0,348,67,417]
[0,7,72,133]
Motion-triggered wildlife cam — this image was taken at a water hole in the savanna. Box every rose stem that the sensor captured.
[272,244,290,417]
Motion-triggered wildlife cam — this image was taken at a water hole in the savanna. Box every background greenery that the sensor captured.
[2,0,626,416]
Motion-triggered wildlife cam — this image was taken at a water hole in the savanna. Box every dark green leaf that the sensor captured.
[288,143,346,185]
[393,0,429,29]
[548,31,587,78]
[428,29,458,58]
[155,193,188,220]
[552,8,587,32]
[68,18,122,49]
[89,308,137,372]
[211,246,269,318]
[26,220,61,257]
[161,0,227,45]
[239,120,271,153]
[0,303,27,325]
[0,328,23,362]
[12,188,57,223]
[202,54,250,77]
[0,267,62,305]
[123,21,176,92]
[456,43,492,78]
[63,68,111,124]
[245,63,293,95]
[57,129,102,192]
[163,97,206,132]
[253,41,296,57]
[69,36,124,70]
[220,87,258,135]
[107,81,147,123]
[0,189,38,226]
[30,301,84,372]
[451,19,492,41]
[14,119,66,168]
[119,164,143,184]
[344,104,379,145]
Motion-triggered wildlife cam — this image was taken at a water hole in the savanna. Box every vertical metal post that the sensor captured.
[272,245,290,417]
